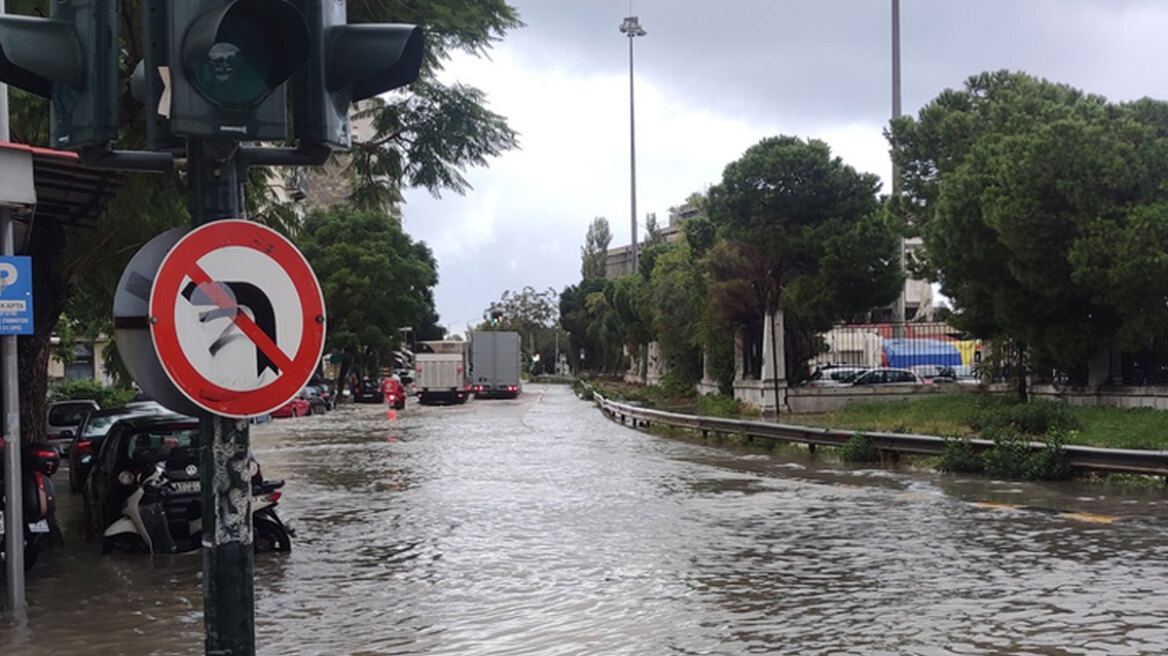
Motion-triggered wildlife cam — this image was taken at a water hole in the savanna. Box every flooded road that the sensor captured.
[5,383,1168,655]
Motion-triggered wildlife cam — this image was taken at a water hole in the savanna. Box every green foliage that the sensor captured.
[968,397,1079,435]
[698,394,743,417]
[707,136,902,381]
[47,379,136,409]
[580,217,612,279]
[937,437,985,473]
[647,242,704,389]
[839,434,881,463]
[890,70,1168,369]
[980,426,1072,481]
[296,207,438,377]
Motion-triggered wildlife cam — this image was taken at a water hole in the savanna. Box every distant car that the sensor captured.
[271,395,310,418]
[46,399,100,456]
[910,365,958,384]
[307,383,334,410]
[952,364,981,385]
[301,386,329,415]
[68,405,166,492]
[804,365,868,387]
[848,368,924,386]
[354,378,383,403]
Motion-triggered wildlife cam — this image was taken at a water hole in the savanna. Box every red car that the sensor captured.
[271,395,310,418]
[383,377,406,410]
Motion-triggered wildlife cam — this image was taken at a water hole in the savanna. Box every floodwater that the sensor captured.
[5,384,1168,655]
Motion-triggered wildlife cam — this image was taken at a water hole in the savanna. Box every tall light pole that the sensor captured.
[891,0,906,338]
[620,15,646,275]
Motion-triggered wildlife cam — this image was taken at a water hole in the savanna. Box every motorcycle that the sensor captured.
[102,454,292,555]
[0,438,59,571]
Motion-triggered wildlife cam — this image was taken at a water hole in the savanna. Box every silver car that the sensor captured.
[848,368,924,386]
[46,399,100,455]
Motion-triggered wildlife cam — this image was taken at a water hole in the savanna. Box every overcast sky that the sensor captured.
[401,0,1168,336]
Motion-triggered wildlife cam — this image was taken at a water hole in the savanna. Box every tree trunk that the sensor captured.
[19,221,71,445]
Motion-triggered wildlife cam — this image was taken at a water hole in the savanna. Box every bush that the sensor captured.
[839,433,880,463]
[1024,432,1073,481]
[969,397,1078,435]
[48,379,136,409]
[980,425,1073,481]
[937,437,985,473]
[698,394,742,417]
[981,425,1032,479]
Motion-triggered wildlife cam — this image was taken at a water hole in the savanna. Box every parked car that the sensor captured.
[83,414,201,546]
[848,368,924,386]
[804,365,868,387]
[301,386,329,415]
[271,395,310,418]
[68,405,166,492]
[952,364,981,385]
[307,382,334,410]
[354,378,383,403]
[46,399,100,456]
[910,365,958,384]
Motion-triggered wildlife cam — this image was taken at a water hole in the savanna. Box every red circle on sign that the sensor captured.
[149,220,326,417]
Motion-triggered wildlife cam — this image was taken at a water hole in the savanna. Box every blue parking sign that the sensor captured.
[0,256,34,335]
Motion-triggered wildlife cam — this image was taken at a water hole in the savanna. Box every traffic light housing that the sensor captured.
[292,0,424,150]
[0,0,118,149]
[168,0,310,140]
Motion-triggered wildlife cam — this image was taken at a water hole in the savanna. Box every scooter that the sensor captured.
[0,439,59,571]
[102,456,292,554]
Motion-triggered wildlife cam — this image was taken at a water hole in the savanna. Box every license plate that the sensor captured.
[0,513,49,535]
[171,480,200,494]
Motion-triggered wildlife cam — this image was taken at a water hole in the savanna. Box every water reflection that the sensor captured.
[4,386,1168,655]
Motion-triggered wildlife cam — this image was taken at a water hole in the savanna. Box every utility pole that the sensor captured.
[0,0,28,615]
[891,0,906,338]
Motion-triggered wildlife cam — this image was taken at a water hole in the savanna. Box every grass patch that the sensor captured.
[839,434,880,463]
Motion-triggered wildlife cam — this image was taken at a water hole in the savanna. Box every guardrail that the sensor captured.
[593,392,1168,478]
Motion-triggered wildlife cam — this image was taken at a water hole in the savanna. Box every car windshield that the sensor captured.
[124,426,199,462]
[82,413,132,438]
[48,403,93,426]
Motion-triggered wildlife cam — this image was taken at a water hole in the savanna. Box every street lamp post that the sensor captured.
[620,15,646,275]
[891,0,906,338]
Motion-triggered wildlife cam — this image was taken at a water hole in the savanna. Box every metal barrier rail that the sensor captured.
[593,393,1168,477]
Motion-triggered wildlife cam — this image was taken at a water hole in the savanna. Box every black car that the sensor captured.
[68,406,166,492]
[84,415,203,551]
[301,386,330,415]
[354,377,383,403]
[307,382,334,410]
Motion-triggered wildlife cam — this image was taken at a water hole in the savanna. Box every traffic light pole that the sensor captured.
[188,139,256,656]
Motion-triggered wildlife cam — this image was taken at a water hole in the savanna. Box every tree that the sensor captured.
[643,212,666,248]
[295,208,439,390]
[484,286,559,358]
[4,0,523,443]
[580,216,612,279]
[889,71,1168,378]
[707,136,902,382]
[647,241,704,390]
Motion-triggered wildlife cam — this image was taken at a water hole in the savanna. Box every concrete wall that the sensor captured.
[786,383,979,414]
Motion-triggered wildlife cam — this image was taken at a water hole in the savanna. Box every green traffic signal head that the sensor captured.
[0,1,118,150]
[0,16,83,97]
[182,0,310,109]
[291,0,424,150]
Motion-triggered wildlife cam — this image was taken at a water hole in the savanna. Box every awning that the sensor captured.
[0,142,124,252]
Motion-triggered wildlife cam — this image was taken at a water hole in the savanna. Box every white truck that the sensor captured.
[415,340,470,405]
[470,331,522,399]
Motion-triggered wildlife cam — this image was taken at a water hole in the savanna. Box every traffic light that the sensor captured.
[0,0,118,149]
[291,0,424,150]
[130,0,183,152]
[167,0,310,141]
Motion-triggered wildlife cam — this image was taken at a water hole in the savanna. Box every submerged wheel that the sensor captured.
[254,514,291,554]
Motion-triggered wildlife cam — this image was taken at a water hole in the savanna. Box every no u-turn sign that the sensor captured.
[149,220,326,417]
